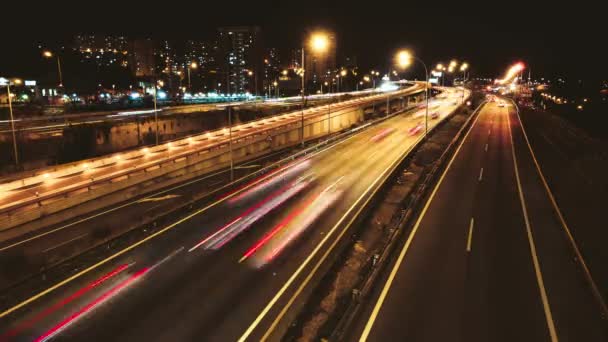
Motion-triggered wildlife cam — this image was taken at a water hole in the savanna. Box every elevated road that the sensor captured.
[0,88,464,341]
[0,84,426,232]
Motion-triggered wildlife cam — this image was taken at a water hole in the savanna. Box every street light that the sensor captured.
[395,50,430,137]
[460,62,469,103]
[300,31,329,146]
[396,50,413,69]
[1,78,21,167]
[42,50,63,88]
[187,61,198,91]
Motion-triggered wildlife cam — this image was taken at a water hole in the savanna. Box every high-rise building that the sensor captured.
[73,34,130,67]
[129,39,156,78]
[184,39,219,91]
[304,33,336,86]
[185,40,212,70]
[158,40,180,76]
[217,26,262,94]
[263,48,281,95]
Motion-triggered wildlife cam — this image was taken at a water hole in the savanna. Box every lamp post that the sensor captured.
[273,80,279,98]
[228,105,234,181]
[301,32,329,146]
[43,51,63,88]
[396,50,430,137]
[339,69,347,92]
[460,62,469,103]
[187,62,197,91]
[2,78,20,167]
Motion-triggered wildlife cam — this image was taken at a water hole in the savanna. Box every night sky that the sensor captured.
[1,0,605,81]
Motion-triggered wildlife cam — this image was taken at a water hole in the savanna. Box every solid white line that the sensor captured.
[359,102,485,341]
[466,218,474,252]
[509,100,608,317]
[42,233,88,254]
[507,107,559,342]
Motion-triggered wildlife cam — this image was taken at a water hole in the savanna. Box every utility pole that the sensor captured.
[153,80,159,145]
[6,82,19,167]
[301,48,305,146]
[228,105,234,181]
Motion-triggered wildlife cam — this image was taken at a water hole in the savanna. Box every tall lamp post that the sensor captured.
[1,78,21,167]
[396,50,430,137]
[187,62,198,91]
[460,62,469,103]
[43,51,63,88]
[300,32,329,146]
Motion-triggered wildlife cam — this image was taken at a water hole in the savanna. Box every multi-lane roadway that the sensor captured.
[353,100,607,341]
[0,88,464,341]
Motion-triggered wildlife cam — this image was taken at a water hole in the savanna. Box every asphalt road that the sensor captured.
[352,101,607,341]
[0,89,463,341]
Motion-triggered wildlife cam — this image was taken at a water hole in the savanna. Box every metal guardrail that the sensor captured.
[0,86,425,225]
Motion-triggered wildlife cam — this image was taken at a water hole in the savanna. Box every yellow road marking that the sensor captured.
[466,218,474,252]
[0,115,368,319]
[250,94,468,342]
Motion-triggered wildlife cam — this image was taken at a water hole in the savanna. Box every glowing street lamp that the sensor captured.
[187,62,198,90]
[1,78,22,167]
[42,50,63,88]
[396,50,413,69]
[310,33,329,52]
[300,31,330,145]
[394,50,430,136]
[459,62,469,103]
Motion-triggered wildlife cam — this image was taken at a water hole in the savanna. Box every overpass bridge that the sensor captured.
[0,83,428,236]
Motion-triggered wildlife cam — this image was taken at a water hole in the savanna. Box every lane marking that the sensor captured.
[478,168,484,182]
[485,143,488,152]
[359,101,485,341]
[0,150,286,252]
[249,96,468,342]
[137,194,181,203]
[42,233,89,254]
[234,164,261,170]
[0,104,392,319]
[466,218,474,252]
[509,99,608,318]
[249,133,425,342]
[507,106,559,342]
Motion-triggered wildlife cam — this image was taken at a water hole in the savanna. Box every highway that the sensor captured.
[0,88,464,341]
[353,100,607,341]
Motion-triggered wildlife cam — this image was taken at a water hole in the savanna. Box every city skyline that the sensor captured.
[1,0,604,81]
